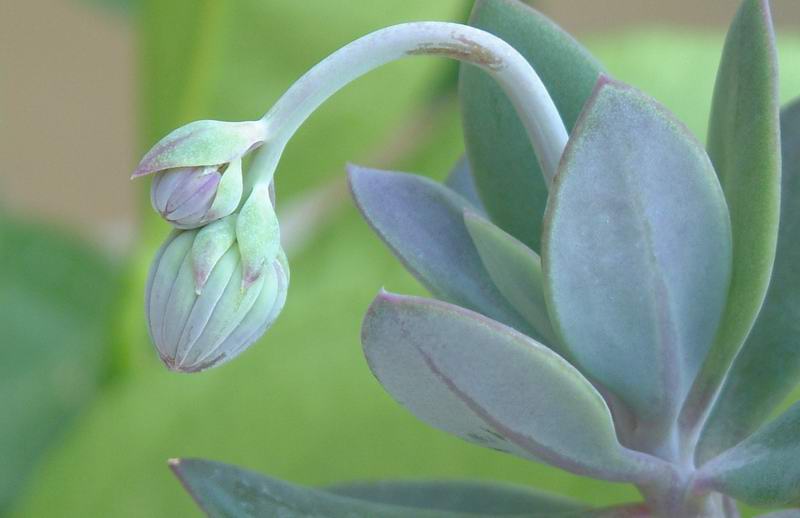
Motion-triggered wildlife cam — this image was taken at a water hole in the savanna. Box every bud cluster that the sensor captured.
[133,120,287,372]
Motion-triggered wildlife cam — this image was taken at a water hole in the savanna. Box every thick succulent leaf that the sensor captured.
[681,0,781,436]
[348,164,536,338]
[444,156,485,215]
[326,480,587,515]
[460,0,604,250]
[696,99,800,463]
[171,458,479,517]
[463,211,560,349]
[362,291,665,483]
[542,79,732,437]
[698,401,800,506]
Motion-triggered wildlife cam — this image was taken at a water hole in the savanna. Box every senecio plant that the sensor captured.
[131,0,800,516]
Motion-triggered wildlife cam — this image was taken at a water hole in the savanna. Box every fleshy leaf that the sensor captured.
[348,165,536,338]
[697,401,800,506]
[542,79,732,442]
[444,156,485,215]
[326,480,587,515]
[132,119,264,178]
[463,211,559,349]
[680,0,781,437]
[696,98,800,462]
[361,291,665,483]
[460,0,604,250]
[171,458,483,517]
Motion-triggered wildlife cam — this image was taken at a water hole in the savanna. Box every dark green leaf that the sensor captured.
[698,401,800,506]
[362,291,665,483]
[463,211,560,349]
[327,480,587,515]
[348,165,536,338]
[173,458,498,517]
[681,0,781,439]
[0,217,116,512]
[542,79,732,442]
[696,98,800,463]
[460,0,603,250]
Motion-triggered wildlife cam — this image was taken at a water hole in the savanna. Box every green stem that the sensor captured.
[247,21,568,189]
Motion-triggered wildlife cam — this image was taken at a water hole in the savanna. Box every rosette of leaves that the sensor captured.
[169,0,800,516]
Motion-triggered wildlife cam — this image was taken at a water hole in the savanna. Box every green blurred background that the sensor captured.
[1,0,799,516]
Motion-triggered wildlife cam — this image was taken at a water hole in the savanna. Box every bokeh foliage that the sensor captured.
[3,1,800,517]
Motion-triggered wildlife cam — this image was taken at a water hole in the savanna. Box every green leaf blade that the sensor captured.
[460,0,604,251]
[326,480,588,515]
[698,402,800,506]
[463,211,560,349]
[348,165,536,338]
[171,458,475,517]
[543,79,732,440]
[681,0,781,438]
[697,98,800,463]
[361,291,663,483]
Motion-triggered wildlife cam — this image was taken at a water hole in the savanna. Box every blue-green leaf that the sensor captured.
[326,480,587,515]
[348,165,536,338]
[362,291,666,483]
[444,157,485,215]
[171,458,474,517]
[463,211,559,349]
[696,98,800,463]
[681,0,781,439]
[460,0,604,250]
[542,79,732,444]
[698,401,800,506]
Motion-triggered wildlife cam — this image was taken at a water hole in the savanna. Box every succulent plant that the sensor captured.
[133,0,800,516]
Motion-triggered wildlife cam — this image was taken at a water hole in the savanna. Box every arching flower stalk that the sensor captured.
[132,21,569,373]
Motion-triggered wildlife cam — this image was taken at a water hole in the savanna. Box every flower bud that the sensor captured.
[132,119,264,228]
[150,158,243,229]
[145,220,288,373]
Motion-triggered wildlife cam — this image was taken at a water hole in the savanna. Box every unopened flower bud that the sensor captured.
[150,159,243,229]
[132,119,265,227]
[145,220,288,373]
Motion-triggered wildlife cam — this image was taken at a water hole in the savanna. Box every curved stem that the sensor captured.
[249,21,568,188]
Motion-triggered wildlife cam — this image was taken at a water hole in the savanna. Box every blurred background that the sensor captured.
[1,0,799,516]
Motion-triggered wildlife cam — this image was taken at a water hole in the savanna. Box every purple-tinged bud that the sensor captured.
[133,119,264,228]
[145,223,288,373]
[150,159,243,229]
